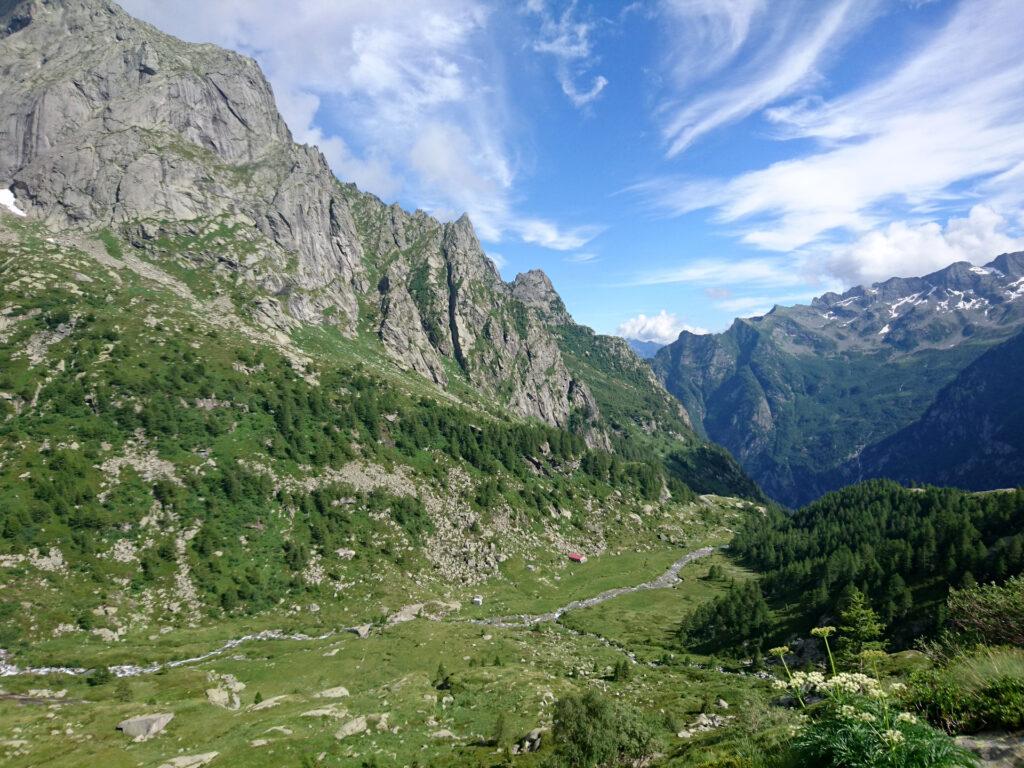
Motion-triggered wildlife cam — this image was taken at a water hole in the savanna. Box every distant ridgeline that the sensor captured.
[653,255,1024,508]
[681,481,1024,654]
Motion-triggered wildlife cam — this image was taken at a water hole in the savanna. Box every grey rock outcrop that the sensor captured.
[349,191,601,428]
[116,712,173,741]
[956,732,1024,767]
[0,0,365,330]
[511,269,572,324]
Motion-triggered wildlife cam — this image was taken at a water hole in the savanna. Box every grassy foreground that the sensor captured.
[0,540,773,767]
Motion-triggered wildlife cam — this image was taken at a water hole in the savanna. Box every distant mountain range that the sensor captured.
[626,339,666,359]
[652,254,1024,506]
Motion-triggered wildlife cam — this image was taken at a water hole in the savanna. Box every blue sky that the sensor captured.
[122,0,1024,341]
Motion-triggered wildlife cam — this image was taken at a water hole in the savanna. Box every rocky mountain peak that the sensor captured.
[510,269,571,324]
[991,251,1024,278]
[0,0,616,432]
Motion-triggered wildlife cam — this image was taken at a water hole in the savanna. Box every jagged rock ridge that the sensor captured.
[0,0,606,431]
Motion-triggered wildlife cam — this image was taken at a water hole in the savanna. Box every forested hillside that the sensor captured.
[681,481,1024,654]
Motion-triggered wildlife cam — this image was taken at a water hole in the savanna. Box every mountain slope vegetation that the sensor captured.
[652,256,1024,506]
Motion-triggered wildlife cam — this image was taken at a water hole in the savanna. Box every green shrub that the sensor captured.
[947,576,1024,646]
[552,690,654,767]
[975,676,1024,730]
[907,647,1024,733]
[87,665,113,687]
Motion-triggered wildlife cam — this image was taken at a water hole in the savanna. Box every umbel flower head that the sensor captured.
[882,729,906,746]
[769,646,791,657]
[810,626,836,638]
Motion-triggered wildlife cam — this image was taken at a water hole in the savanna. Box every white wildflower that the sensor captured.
[882,729,905,745]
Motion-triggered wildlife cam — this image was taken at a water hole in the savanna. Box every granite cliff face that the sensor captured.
[343,190,601,431]
[0,0,604,431]
[653,255,1024,506]
[0,0,367,331]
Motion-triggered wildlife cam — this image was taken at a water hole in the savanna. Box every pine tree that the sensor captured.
[836,586,885,667]
[492,711,511,748]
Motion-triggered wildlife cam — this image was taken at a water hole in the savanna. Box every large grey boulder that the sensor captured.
[116,712,173,741]
[956,733,1024,767]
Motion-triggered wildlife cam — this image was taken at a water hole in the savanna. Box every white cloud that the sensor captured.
[617,310,706,343]
[633,255,811,288]
[643,0,1024,288]
[827,205,1024,285]
[564,252,599,263]
[528,1,609,108]
[657,0,877,155]
[515,219,604,251]
[119,0,598,250]
[486,251,507,270]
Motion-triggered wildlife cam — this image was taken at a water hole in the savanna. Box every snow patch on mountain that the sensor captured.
[0,189,26,217]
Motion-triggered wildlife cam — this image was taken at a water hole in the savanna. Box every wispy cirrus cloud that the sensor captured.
[564,252,599,263]
[120,0,600,251]
[657,0,878,156]
[643,0,1024,290]
[632,255,811,288]
[527,0,609,108]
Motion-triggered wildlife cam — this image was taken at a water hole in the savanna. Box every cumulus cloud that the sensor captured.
[120,0,599,250]
[528,1,609,108]
[826,205,1024,285]
[616,310,706,343]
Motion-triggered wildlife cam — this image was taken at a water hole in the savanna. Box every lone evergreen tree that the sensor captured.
[836,586,885,667]
[492,711,511,748]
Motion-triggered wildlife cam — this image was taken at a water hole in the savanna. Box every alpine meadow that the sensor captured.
[0,2,1022,768]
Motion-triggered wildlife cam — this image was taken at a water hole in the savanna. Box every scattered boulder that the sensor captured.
[249,695,288,711]
[157,753,218,768]
[315,686,350,699]
[347,624,372,639]
[513,728,544,754]
[956,733,1024,767]
[716,699,729,709]
[301,704,348,719]
[266,726,293,736]
[205,688,238,710]
[205,673,245,710]
[335,716,368,740]
[116,713,173,741]
[431,729,456,740]
[677,712,734,739]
